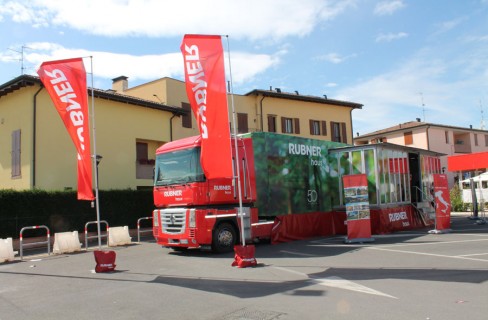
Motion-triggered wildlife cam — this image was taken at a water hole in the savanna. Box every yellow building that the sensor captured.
[0,75,362,191]
[112,76,362,142]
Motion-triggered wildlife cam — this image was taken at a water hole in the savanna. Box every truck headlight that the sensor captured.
[189,209,196,228]
[153,210,159,227]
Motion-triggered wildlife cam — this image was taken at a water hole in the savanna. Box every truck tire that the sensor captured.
[212,222,237,253]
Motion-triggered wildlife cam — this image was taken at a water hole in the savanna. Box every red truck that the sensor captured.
[152,132,345,252]
[152,132,442,252]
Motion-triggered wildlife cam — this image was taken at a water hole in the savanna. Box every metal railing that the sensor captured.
[412,186,434,204]
[19,225,50,260]
[137,217,153,242]
[84,220,109,250]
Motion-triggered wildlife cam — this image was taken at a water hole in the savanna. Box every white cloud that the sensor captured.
[0,1,48,27]
[464,35,488,42]
[0,0,355,40]
[18,42,280,85]
[375,32,408,42]
[432,17,467,36]
[316,52,357,64]
[374,1,405,16]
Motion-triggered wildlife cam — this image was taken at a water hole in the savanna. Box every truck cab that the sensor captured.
[152,135,257,252]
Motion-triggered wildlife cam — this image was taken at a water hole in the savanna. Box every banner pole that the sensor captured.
[88,56,102,249]
[225,35,246,247]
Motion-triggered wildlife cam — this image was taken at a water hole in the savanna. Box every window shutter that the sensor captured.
[404,131,413,145]
[294,118,300,134]
[330,122,337,141]
[11,129,21,177]
[181,102,192,128]
[268,115,276,132]
[309,120,314,135]
[281,117,286,133]
[237,113,248,133]
[341,123,347,143]
[321,121,327,136]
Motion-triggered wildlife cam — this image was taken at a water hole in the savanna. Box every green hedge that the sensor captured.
[0,189,154,239]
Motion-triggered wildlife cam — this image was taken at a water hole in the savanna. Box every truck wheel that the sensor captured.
[212,222,237,253]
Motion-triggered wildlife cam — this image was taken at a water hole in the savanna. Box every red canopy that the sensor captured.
[447,152,488,171]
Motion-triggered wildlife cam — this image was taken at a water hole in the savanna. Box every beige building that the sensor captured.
[354,119,488,187]
[0,74,362,192]
[112,76,362,143]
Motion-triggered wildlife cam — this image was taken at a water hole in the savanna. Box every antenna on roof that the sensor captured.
[418,92,426,122]
[8,45,32,75]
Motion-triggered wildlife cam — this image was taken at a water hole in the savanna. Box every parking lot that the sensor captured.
[1,213,487,320]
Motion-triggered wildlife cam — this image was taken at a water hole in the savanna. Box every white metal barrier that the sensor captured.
[108,226,132,246]
[53,231,82,254]
[19,225,51,260]
[137,216,153,242]
[0,238,15,262]
[84,220,109,249]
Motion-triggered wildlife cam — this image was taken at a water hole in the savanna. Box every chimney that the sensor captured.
[416,118,421,122]
[112,76,128,92]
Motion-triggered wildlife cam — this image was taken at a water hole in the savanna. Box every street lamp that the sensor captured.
[95,155,103,186]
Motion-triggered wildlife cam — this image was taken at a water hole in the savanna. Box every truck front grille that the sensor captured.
[160,210,186,234]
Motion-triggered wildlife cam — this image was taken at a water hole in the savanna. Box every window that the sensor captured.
[309,120,327,136]
[237,113,248,133]
[181,102,192,128]
[136,142,153,179]
[283,118,293,133]
[154,147,205,186]
[404,131,413,145]
[281,117,300,134]
[445,131,449,144]
[485,135,488,147]
[11,129,21,178]
[136,142,148,164]
[474,134,478,146]
[331,122,347,143]
[310,120,320,135]
[267,115,277,132]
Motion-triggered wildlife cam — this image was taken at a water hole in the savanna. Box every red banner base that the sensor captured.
[231,245,257,268]
[94,250,116,273]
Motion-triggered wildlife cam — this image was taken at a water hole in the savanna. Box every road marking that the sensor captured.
[280,250,317,257]
[367,247,488,262]
[273,266,397,299]
[375,238,488,248]
[314,276,397,299]
[457,253,488,257]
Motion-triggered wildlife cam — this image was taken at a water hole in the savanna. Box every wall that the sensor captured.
[1,84,174,191]
[0,87,36,189]
[124,78,356,143]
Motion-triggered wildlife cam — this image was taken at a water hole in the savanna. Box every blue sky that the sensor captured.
[1,0,487,135]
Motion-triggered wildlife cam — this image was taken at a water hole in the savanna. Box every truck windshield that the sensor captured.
[154,147,205,186]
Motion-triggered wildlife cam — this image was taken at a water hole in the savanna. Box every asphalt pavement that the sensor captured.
[1,212,487,320]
